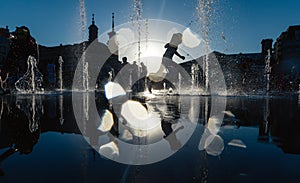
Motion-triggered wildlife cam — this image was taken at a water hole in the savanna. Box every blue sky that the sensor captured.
[1,0,300,54]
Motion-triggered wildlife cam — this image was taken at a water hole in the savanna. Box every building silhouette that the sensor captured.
[273,25,300,91]
[0,26,38,87]
[38,13,118,89]
[108,13,116,39]
[180,26,300,93]
[0,17,299,91]
[180,45,267,93]
[0,26,10,68]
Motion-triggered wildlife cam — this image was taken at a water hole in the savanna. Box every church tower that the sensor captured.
[108,13,116,39]
[107,13,118,55]
[88,14,98,43]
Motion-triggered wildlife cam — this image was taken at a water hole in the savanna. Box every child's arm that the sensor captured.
[175,51,185,60]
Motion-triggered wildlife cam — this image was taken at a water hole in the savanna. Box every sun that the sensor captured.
[141,41,164,58]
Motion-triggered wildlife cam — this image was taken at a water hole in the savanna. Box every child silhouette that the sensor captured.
[163,33,185,61]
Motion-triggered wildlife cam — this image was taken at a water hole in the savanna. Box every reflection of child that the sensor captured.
[0,69,9,93]
[161,121,184,151]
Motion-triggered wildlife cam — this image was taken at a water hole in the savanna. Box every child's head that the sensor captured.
[122,57,127,63]
[169,33,183,47]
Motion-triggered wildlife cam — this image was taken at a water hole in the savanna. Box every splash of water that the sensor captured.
[15,56,44,93]
[80,0,88,91]
[79,1,89,175]
[129,70,133,90]
[83,61,89,90]
[178,73,182,94]
[31,56,35,91]
[132,0,143,91]
[191,63,200,89]
[58,56,64,90]
[197,0,214,93]
[80,0,87,42]
[265,49,271,95]
[144,19,149,91]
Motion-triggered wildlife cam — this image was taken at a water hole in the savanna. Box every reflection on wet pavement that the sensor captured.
[0,94,300,182]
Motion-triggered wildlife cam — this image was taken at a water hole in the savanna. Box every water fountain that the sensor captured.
[132,0,143,92]
[36,41,40,63]
[15,55,44,93]
[178,73,182,94]
[80,0,88,91]
[191,63,200,89]
[129,70,133,92]
[197,0,214,94]
[191,64,195,88]
[265,49,271,95]
[83,61,89,91]
[79,1,89,171]
[195,64,200,88]
[58,56,64,91]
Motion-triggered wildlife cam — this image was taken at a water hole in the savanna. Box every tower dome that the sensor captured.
[88,14,98,42]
